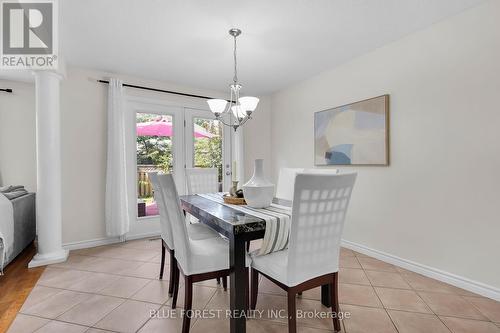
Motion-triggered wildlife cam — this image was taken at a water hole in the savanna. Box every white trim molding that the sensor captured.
[341,239,500,301]
[63,232,161,251]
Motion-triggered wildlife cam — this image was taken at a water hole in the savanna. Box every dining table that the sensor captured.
[179,194,333,333]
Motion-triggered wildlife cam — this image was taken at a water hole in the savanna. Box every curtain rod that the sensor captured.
[0,88,13,93]
[97,80,228,102]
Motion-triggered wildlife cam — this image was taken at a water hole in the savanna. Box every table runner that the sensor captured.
[198,193,291,255]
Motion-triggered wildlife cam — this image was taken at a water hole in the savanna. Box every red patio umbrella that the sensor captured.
[136,117,216,138]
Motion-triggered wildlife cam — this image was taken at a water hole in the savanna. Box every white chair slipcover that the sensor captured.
[252,172,356,287]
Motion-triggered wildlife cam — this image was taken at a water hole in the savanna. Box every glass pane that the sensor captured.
[193,118,223,184]
[136,113,173,218]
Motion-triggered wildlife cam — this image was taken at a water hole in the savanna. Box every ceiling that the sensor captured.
[2,0,488,94]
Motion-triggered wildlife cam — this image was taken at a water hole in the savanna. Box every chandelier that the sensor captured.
[207,28,259,131]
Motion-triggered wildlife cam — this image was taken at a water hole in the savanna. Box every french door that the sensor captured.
[126,98,232,239]
[184,108,232,191]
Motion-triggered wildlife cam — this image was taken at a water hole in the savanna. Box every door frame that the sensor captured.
[184,107,232,191]
[124,95,233,239]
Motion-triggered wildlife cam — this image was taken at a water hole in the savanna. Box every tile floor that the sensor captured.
[7,238,500,333]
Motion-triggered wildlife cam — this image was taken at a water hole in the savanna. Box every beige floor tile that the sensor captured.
[339,283,382,307]
[388,310,450,333]
[57,294,124,326]
[375,287,432,313]
[51,255,101,271]
[339,256,361,269]
[189,318,228,333]
[124,262,162,279]
[20,286,63,312]
[148,254,164,264]
[252,293,288,323]
[94,300,160,333]
[259,276,287,296]
[191,318,340,333]
[85,329,111,333]
[340,247,355,258]
[90,246,159,262]
[37,268,91,289]
[138,306,196,332]
[296,297,340,330]
[301,287,322,301]
[403,273,463,294]
[339,268,370,285]
[440,316,500,333]
[21,290,91,319]
[418,292,486,320]
[464,297,500,322]
[81,257,144,275]
[33,321,88,333]
[365,270,411,289]
[165,285,217,310]
[342,304,397,333]
[6,314,50,333]
[357,257,397,272]
[63,271,121,293]
[204,288,230,311]
[131,280,172,304]
[98,276,150,298]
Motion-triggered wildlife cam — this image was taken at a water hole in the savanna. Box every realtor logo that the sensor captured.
[1,0,58,69]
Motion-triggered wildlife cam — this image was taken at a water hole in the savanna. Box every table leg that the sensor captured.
[321,284,331,307]
[229,234,247,333]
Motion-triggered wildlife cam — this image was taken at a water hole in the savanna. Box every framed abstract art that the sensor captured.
[314,95,389,166]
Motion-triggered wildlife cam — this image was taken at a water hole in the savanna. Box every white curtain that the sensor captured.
[105,78,130,237]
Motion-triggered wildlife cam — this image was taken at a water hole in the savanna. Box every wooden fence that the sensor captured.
[137,169,154,198]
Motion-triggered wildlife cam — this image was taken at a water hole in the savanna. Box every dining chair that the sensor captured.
[250,172,357,333]
[275,168,304,202]
[185,167,219,194]
[275,167,339,203]
[148,172,220,296]
[159,173,250,333]
[185,167,228,289]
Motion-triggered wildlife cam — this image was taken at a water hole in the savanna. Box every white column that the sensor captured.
[29,71,68,268]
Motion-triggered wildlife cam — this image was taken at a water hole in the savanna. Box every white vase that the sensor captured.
[243,159,275,208]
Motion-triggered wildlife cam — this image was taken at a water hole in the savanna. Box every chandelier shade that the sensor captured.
[207,99,227,115]
[239,96,259,112]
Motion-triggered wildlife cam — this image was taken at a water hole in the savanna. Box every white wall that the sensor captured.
[270,0,500,290]
[243,95,272,181]
[0,80,36,191]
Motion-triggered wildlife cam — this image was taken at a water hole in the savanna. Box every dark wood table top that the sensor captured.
[179,194,267,237]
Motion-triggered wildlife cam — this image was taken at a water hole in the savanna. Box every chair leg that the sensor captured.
[222,276,227,291]
[287,291,297,333]
[216,277,221,284]
[246,241,250,252]
[171,263,180,309]
[250,268,259,310]
[168,249,175,296]
[331,272,341,332]
[182,276,193,333]
[159,242,166,280]
[244,268,250,311]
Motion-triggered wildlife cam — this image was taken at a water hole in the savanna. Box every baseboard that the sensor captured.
[62,232,161,251]
[341,239,500,301]
[125,231,161,241]
[63,236,123,251]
